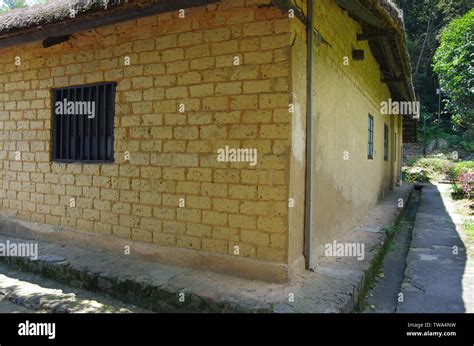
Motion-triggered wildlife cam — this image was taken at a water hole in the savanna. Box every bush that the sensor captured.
[415,157,451,174]
[458,172,474,197]
[402,167,430,182]
[448,161,474,180]
[460,141,474,152]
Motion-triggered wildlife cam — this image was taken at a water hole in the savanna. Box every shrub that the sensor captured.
[448,161,474,180]
[458,172,474,197]
[460,141,474,152]
[402,167,430,183]
[415,157,451,174]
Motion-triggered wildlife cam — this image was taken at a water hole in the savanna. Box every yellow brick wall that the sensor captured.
[0,0,294,264]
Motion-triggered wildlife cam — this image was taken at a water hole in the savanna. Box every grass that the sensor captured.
[464,220,474,240]
[381,225,397,235]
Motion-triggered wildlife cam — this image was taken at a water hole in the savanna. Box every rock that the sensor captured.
[426,140,437,153]
[426,139,449,153]
[437,138,448,149]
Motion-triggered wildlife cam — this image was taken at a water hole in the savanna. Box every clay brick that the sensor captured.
[203,28,231,42]
[155,34,178,50]
[213,169,240,183]
[243,80,272,94]
[202,182,227,198]
[190,83,214,97]
[228,184,257,199]
[202,96,228,111]
[186,168,212,182]
[202,210,227,226]
[187,196,211,210]
[229,214,256,229]
[177,71,202,85]
[241,229,269,246]
[213,227,239,242]
[229,124,258,138]
[202,238,228,254]
[175,126,199,140]
[215,82,242,96]
[212,198,239,213]
[210,40,239,55]
[259,93,289,109]
[176,181,200,194]
[162,48,184,62]
[153,233,176,246]
[177,235,201,250]
[185,44,211,59]
[190,57,215,70]
[187,223,212,237]
[177,208,201,223]
[260,124,290,139]
[200,125,228,139]
[240,201,271,216]
[187,140,212,153]
[257,247,285,262]
[243,21,273,36]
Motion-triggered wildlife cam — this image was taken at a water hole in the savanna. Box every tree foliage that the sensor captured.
[433,9,474,132]
[2,0,27,9]
[393,0,470,133]
[1,0,47,12]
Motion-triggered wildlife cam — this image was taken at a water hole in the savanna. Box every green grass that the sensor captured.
[381,225,397,235]
[464,220,474,240]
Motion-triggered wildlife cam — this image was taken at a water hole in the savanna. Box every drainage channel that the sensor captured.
[362,185,423,313]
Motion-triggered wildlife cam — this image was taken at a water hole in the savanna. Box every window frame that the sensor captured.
[383,123,389,161]
[52,82,116,164]
[368,114,374,160]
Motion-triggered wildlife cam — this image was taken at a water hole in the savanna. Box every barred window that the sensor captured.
[384,123,389,161]
[52,82,116,163]
[368,114,374,160]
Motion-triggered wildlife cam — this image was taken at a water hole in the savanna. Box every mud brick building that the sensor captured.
[0,0,416,282]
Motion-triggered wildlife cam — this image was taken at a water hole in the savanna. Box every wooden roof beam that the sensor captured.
[357,30,390,41]
[381,76,405,83]
[335,0,385,27]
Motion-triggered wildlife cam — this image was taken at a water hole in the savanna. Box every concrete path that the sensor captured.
[397,184,474,313]
[364,189,420,313]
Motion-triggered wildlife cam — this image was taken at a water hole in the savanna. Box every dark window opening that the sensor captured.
[394,134,397,162]
[52,82,116,163]
[368,114,374,160]
[384,123,389,161]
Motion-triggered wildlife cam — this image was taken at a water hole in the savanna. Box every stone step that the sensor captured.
[0,263,150,313]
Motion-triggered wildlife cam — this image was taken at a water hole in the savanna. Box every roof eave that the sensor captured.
[0,0,217,50]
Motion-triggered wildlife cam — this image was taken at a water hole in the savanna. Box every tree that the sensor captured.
[3,0,27,9]
[1,0,47,12]
[433,9,474,133]
[393,0,470,131]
